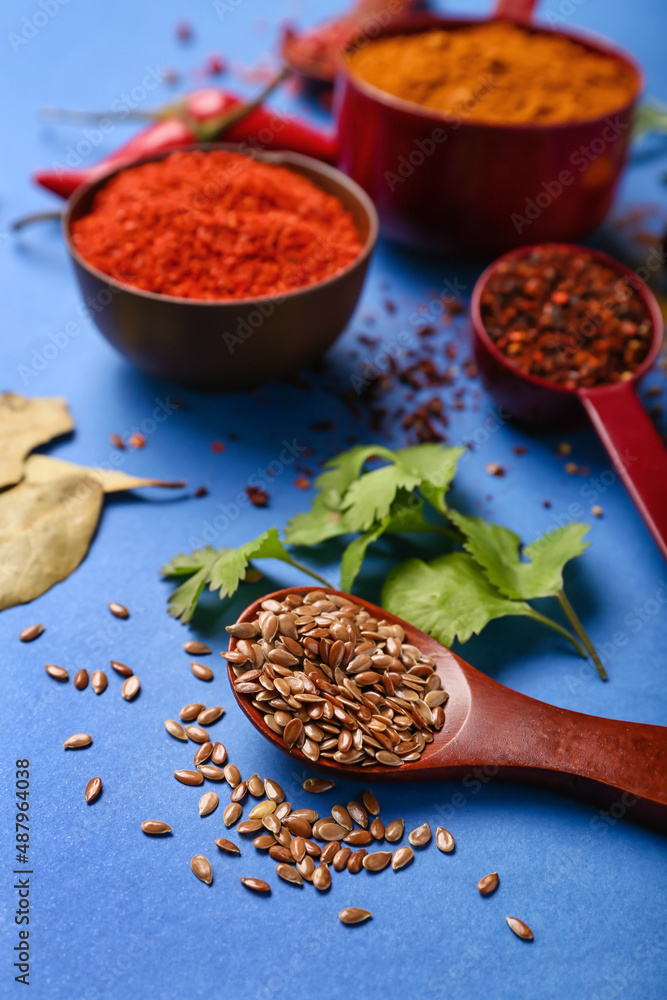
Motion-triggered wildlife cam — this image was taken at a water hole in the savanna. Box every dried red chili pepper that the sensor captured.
[33,84,338,199]
[480,246,653,388]
[70,149,362,301]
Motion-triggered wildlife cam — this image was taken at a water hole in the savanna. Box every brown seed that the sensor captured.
[179,703,205,721]
[164,719,188,741]
[224,803,242,827]
[184,641,211,655]
[318,822,347,842]
[210,742,227,766]
[215,838,240,854]
[506,916,533,940]
[478,872,499,895]
[376,751,403,767]
[262,813,281,835]
[110,659,133,677]
[91,670,108,694]
[435,826,455,853]
[109,601,129,619]
[347,801,368,828]
[191,662,214,681]
[391,846,414,870]
[122,676,140,700]
[347,849,367,873]
[408,822,432,847]
[173,769,203,786]
[370,818,385,840]
[339,907,372,925]
[343,829,373,846]
[199,792,219,816]
[141,820,172,835]
[238,820,263,834]
[313,864,331,890]
[264,778,284,803]
[384,819,404,843]
[193,741,213,765]
[303,777,335,793]
[184,725,209,744]
[85,777,102,803]
[297,856,315,881]
[362,790,380,815]
[231,780,248,803]
[240,877,270,893]
[283,717,304,749]
[226,622,260,639]
[276,863,303,886]
[46,663,68,682]
[253,834,276,850]
[247,773,264,797]
[363,851,392,872]
[224,764,241,788]
[331,805,353,830]
[275,801,291,821]
[74,669,89,690]
[320,841,340,864]
[191,854,213,884]
[291,837,306,863]
[303,839,321,858]
[19,624,44,642]
[197,705,224,725]
[197,764,225,781]
[269,845,292,863]
[333,847,352,871]
[249,800,275,819]
[290,808,319,823]
[63,733,91,749]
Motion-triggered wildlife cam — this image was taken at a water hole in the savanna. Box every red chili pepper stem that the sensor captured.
[11,209,62,231]
[194,66,290,142]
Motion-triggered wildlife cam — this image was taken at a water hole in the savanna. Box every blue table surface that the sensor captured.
[1,1,667,998]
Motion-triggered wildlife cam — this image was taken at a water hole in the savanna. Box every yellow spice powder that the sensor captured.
[346,20,638,125]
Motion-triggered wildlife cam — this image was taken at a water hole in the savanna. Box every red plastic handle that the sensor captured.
[492,0,538,20]
[579,381,667,560]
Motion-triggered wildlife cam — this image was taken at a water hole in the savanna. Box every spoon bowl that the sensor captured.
[227,587,667,829]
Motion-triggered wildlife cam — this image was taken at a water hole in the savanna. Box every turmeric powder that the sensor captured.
[346,20,638,125]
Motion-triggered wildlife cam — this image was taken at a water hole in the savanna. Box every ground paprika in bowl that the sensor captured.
[335,0,642,253]
[62,145,378,390]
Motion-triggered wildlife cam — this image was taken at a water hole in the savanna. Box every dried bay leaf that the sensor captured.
[24,455,185,492]
[0,392,74,489]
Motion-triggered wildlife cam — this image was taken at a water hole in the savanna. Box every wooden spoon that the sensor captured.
[227,587,667,830]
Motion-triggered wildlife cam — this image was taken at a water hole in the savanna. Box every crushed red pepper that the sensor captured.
[480,246,654,388]
[71,150,363,301]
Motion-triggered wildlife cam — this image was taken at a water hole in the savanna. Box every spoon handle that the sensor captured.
[453,656,667,829]
[579,382,667,561]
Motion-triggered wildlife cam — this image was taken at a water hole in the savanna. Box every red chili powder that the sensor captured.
[71,150,363,301]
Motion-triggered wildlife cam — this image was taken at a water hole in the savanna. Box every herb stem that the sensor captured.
[556,589,608,680]
[526,609,587,659]
[284,556,332,590]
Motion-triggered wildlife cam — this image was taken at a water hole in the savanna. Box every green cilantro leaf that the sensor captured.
[207,529,294,598]
[339,518,390,593]
[393,444,465,514]
[449,512,590,600]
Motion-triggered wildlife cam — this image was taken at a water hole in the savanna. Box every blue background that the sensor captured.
[1,1,666,998]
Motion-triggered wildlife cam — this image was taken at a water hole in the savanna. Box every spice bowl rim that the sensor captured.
[62,142,379,308]
[339,12,643,133]
[469,241,664,397]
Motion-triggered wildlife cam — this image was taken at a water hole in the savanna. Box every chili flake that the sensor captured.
[246,486,269,507]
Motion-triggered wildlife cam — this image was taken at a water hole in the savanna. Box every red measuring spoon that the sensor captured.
[471,243,667,560]
[227,587,667,830]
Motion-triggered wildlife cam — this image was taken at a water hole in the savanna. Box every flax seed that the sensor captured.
[247,773,264,796]
[435,827,455,853]
[179,703,205,721]
[339,908,372,924]
[74,669,89,690]
[198,764,225,781]
[264,778,284,803]
[210,742,227,765]
[173,769,203,786]
[63,733,91,748]
[224,803,242,827]
[231,781,248,803]
[223,764,241,788]
[333,847,352,871]
[194,742,213,765]
[141,820,172,835]
[384,819,404,842]
[506,916,533,940]
[46,664,68,682]
[20,624,44,642]
[331,805,353,830]
[253,834,276,850]
[110,660,133,677]
[362,851,392,872]
[297,856,315,881]
[313,864,331,890]
[165,719,188,741]
[240,878,270,893]
[199,792,219,816]
[347,801,368,828]
[291,837,306,863]
[184,641,211,655]
[122,676,140,700]
[191,662,214,681]
[184,725,209,744]
[478,872,499,895]
[238,820,263,834]
[109,601,129,619]
[303,777,335,793]
[85,777,102,803]
[320,841,340,864]
[191,854,213,884]
[370,818,385,840]
[391,846,414,870]
[197,706,225,725]
[347,849,366,873]
[362,790,380,815]
[215,838,240,854]
[343,829,373,846]
[276,863,303,886]
[269,845,292,863]
[91,670,108,694]
[408,823,431,847]
[249,800,275,819]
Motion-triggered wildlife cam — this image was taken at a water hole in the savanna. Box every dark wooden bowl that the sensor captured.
[62,144,378,391]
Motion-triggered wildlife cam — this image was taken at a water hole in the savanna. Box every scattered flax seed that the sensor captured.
[197,706,224,725]
[191,854,213,884]
[253,834,276,849]
[191,662,214,681]
[384,819,404,842]
[332,805,353,830]
[141,821,172,835]
[108,601,129,619]
[333,847,352,871]
[224,764,241,788]
[238,820,263,834]
[211,743,227,766]
[173,769,204,786]
[370,818,385,840]
[339,907,372,924]
[184,725,209,744]
[109,433,125,449]
[110,660,133,677]
[194,742,213,765]
[362,851,392,872]
[557,442,572,456]
[19,624,44,642]
[184,641,211,655]
[180,703,205,721]
[128,432,146,449]
[303,778,334,793]
[249,800,276,819]
[347,850,366,873]
[199,792,219,816]
[63,733,91,748]
[362,790,380,816]
[276,863,303,886]
[391,846,414,870]
[313,864,332,890]
[298,856,316,881]
[486,463,504,477]
[477,872,499,895]
[46,664,68,682]
[344,830,372,846]
[215,838,240,854]
[347,802,368,828]
[506,916,533,940]
[264,778,285,803]
[224,803,242,827]
[565,462,578,474]
[85,777,102,803]
[240,877,270,893]
[321,842,340,863]
[165,719,188,741]
[91,670,108,694]
[122,676,140,700]
[198,764,225,781]
[435,826,455,853]
[74,669,89,690]
[591,505,603,517]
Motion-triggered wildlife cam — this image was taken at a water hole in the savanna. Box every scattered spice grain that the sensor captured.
[339,907,372,924]
[19,624,44,642]
[85,777,102,803]
[506,916,533,940]
[46,664,68,682]
[191,855,213,884]
[141,821,172,835]
[478,872,499,895]
[108,601,129,619]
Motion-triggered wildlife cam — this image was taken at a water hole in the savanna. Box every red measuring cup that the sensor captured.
[471,243,667,559]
